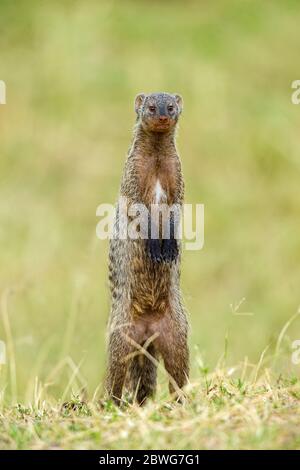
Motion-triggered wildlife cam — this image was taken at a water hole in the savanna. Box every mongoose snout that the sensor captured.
[105,92,189,405]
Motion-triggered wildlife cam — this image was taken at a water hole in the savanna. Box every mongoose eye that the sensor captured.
[149,105,156,112]
[168,105,174,112]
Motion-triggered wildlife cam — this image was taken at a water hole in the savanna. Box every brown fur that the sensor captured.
[105,92,189,405]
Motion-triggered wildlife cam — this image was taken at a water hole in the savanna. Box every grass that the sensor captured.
[0,363,299,450]
[0,311,299,449]
[0,0,300,449]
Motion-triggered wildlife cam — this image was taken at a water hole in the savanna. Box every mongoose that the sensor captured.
[106,92,189,405]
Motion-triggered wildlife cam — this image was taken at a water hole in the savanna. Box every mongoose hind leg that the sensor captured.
[128,343,157,405]
[158,312,189,401]
[106,329,132,406]
[166,348,189,400]
[164,343,189,401]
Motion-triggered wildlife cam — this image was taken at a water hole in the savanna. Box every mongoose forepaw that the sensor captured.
[161,238,178,263]
[147,238,163,263]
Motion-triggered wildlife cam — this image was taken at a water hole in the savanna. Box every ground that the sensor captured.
[1,365,299,450]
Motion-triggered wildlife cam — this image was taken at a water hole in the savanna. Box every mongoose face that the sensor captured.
[135,92,183,133]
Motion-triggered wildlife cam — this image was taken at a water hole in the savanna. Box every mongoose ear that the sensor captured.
[174,94,183,113]
[135,93,146,114]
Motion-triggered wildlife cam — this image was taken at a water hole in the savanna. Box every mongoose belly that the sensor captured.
[109,238,175,314]
[130,245,173,315]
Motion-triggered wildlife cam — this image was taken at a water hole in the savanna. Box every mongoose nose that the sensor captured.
[159,115,168,122]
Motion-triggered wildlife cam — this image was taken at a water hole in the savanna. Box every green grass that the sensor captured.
[0,364,299,450]
[0,0,300,449]
[0,312,299,449]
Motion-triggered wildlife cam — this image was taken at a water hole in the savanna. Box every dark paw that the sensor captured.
[147,238,162,263]
[161,238,178,263]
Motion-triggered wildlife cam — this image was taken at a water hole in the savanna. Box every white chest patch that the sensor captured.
[154,179,167,204]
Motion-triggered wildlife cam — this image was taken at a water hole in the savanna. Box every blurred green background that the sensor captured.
[1,0,300,402]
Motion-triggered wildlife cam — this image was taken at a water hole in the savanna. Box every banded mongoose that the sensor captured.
[106,92,189,405]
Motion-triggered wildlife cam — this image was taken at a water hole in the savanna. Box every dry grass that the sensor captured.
[0,364,299,450]
[0,312,299,449]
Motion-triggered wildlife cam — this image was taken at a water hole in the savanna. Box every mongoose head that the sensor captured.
[134,92,183,133]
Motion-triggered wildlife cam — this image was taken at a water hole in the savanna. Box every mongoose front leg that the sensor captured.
[146,238,162,263]
[146,213,162,262]
[161,211,179,263]
[161,238,178,263]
